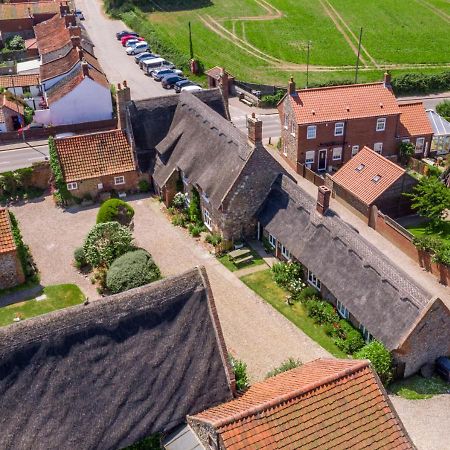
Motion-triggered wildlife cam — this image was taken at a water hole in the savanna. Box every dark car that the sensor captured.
[152,68,182,81]
[436,357,450,382]
[174,80,195,93]
[116,30,138,40]
[161,75,186,89]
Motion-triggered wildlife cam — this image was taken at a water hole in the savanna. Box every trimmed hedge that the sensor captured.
[391,71,450,95]
[96,199,135,226]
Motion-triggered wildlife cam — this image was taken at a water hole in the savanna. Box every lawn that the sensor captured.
[389,375,450,400]
[0,284,85,327]
[240,269,347,357]
[111,0,450,86]
[406,222,450,246]
[218,248,265,272]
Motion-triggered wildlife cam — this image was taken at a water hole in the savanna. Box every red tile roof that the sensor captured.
[0,74,40,89]
[190,359,413,450]
[0,209,16,255]
[0,94,24,123]
[332,146,406,205]
[0,1,58,20]
[289,82,401,124]
[55,130,136,182]
[34,14,79,55]
[398,102,434,137]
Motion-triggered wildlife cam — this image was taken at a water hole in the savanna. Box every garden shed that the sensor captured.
[427,109,450,155]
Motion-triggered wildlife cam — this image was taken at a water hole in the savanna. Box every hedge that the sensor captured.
[48,137,72,205]
[97,199,135,226]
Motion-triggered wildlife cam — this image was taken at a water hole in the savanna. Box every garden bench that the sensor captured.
[234,255,254,266]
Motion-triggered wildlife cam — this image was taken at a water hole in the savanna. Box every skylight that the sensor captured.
[355,164,365,172]
[372,175,382,183]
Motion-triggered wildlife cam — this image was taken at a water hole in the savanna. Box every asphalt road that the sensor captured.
[0,141,49,172]
[232,113,281,141]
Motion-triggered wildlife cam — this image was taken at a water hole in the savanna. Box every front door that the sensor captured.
[318,149,327,171]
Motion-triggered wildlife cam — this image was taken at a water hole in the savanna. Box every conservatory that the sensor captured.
[426,109,450,155]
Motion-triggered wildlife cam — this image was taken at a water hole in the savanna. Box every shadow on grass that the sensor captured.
[121,0,212,13]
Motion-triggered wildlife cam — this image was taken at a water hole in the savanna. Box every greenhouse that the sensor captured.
[427,109,450,155]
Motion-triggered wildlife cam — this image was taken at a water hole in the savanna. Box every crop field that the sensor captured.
[120,0,450,86]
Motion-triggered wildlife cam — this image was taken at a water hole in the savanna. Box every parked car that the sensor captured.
[75,9,84,20]
[174,80,194,92]
[139,56,160,69]
[152,68,183,81]
[134,52,155,64]
[126,42,148,55]
[161,75,186,89]
[181,85,203,93]
[121,36,144,46]
[116,30,138,40]
[142,58,173,73]
[436,356,450,382]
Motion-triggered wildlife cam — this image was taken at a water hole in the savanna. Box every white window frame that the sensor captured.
[415,137,425,153]
[332,147,342,161]
[307,269,321,290]
[402,138,410,144]
[283,141,288,156]
[284,113,288,129]
[305,150,315,164]
[336,300,349,319]
[114,176,125,185]
[376,117,386,132]
[67,182,78,191]
[306,125,316,140]
[202,191,210,203]
[351,145,359,157]
[97,183,103,190]
[268,234,276,248]
[373,142,383,154]
[281,244,291,259]
[359,324,373,343]
[203,208,212,231]
[291,121,296,137]
[334,122,344,137]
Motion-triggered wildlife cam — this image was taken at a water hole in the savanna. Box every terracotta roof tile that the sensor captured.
[331,146,406,205]
[189,358,413,450]
[0,208,16,254]
[289,83,401,124]
[0,74,40,89]
[55,130,136,182]
[0,1,58,20]
[398,102,434,137]
[0,94,24,123]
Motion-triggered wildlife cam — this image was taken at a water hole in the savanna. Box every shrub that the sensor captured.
[6,35,25,51]
[73,246,87,269]
[354,341,393,385]
[83,222,134,268]
[138,178,150,192]
[96,199,135,226]
[271,261,303,289]
[306,299,339,325]
[188,223,205,237]
[260,90,285,108]
[49,137,72,205]
[171,213,187,227]
[24,106,33,125]
[106,249,160,294]
[171,192,187,209]
[391,71,450,95]
[334,328,365,354]
[266,357,302,378]
[229,355,249,392]
[298,286,319,303]
[436,99,450,121]
[205,233,222,246]
[189,187,202,224]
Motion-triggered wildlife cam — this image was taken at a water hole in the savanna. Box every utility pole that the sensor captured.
[306,40,311,88]
[354,27,363,84]
[188,21,194,60]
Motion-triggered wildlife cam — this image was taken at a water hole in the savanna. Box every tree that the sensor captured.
[83,222,133,268]
[106,249,160,294]
[398,141,415,164]
[6,35,25,51]
[436,99,450,120]
[406,176,450,229]
[96,198,135,226]
[354,341,393,385]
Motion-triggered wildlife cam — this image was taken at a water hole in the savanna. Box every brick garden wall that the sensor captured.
[0,250,25,289]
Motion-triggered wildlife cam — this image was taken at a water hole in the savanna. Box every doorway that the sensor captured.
[318,149,327,171]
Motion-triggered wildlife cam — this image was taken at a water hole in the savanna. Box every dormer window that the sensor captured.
[376,118,386,131]
[307,125,316,139]
[355,163,365,172]
[334,122,344,136]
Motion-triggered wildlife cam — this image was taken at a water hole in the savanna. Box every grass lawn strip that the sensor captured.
[240,269,347,358]
[0,284,85,327]
[406,222,450,246]
[218,248,264,272]
[389,375,450,400]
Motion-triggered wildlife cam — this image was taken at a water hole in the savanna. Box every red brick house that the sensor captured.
[0,94,24,132]
[278,74,432,174]
[187,358,414,449]
[54,129,145,200]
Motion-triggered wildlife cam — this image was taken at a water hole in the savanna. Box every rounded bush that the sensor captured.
[354,341,393,385]
[74,246,87,268]
[96,199,134,226]
[106,249,160,294]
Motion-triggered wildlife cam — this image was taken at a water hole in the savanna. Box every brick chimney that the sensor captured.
[383,72,391,88]
[77,46,83,60]
[316,185,331,215]
[116,81,131,130]
[247,112,262,145]
[71,35,81,48]
[219,68,229,99]
[81,60,89,77]
[288,77,296,95]
[59,1,70,17]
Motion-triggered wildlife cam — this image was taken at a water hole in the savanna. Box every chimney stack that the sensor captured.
[81,60,89,77]
[77,46,83,60]
[71,36,81,48]
[247,112,262,145]
[288,77,296,95]
[116,81,131,130]
[383,72,391,88]
[316,185,331,215]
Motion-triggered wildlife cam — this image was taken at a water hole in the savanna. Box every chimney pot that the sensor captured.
[123,80,127,88]
[383,72,391,87]
[288,76,296,95]
[117,83,122,90]
[81,60,89,77]
[316,185,331,215]
[247,114,262,145]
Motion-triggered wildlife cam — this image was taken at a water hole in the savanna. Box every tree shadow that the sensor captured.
[131,0,213,13]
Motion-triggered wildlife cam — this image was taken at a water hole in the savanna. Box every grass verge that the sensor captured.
[0,284,85,327]
[240,269,347,358]
[407,222,450,246]
[389,375,450,400]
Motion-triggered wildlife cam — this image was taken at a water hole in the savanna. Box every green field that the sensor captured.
[113,0,450,86]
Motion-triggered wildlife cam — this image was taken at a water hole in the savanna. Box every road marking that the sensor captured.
[27,157,45,161]
[0,161,10,165]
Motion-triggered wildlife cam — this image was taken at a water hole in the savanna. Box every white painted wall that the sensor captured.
[42,61,102,90]
[34,108,51,124]
[0,123,7,133]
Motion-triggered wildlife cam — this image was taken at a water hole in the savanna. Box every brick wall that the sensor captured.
[0,250,25,289]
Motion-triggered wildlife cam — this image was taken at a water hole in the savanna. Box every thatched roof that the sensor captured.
[126,89,228,172]
[0,267,234,450]
[258,175,432,351]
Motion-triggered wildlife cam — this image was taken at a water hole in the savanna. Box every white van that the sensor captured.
[181,85,203,93]
[143,59,174,75]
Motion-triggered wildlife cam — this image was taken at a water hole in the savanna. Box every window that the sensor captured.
[284,113,288,129]
[336,300,349,319]
[402,138,410,144]
[283,141,288,156]
[97,183,103,190]
[306,125,316,139]
[22,86,31,94]
[203,208,212,230]
[351,145,359,157]
[359,324,373,343]
[114,176,125,185]
[281,244,291,259]
[376,118,386,131]
[373,142,383,154]
[334,122,344,136]
[307,269,321,290]
[305,150,315,164]
[355,163,365,172]
[291,121,296,136]
[202,191,210,203]
[332,147,342,161]
[268,234,276,248]
[67,182,78,191]
[372,174,382,183]
[415,137,425,153]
